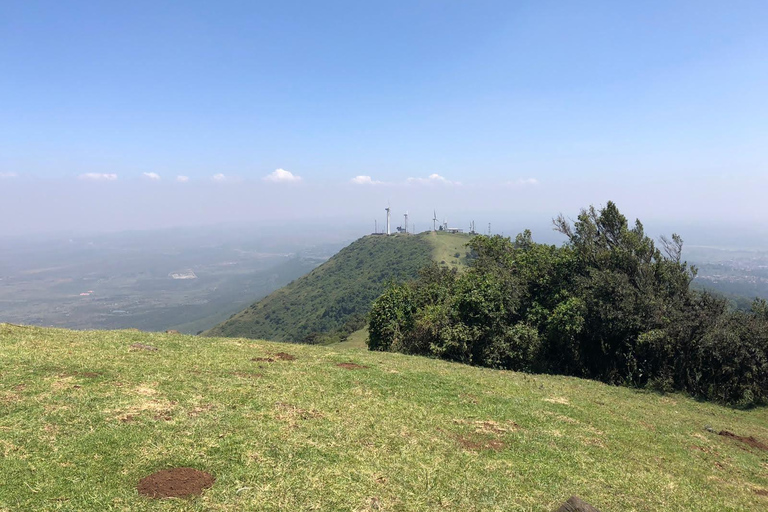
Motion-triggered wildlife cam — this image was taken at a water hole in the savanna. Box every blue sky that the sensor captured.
[2,1,768,236]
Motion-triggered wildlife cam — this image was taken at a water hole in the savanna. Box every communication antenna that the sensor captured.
[375,219,377,234]
[385,205,391,235]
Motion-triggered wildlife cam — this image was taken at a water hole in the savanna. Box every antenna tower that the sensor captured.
[404,212,409,234]
[385,206,391,235]
[432,210,438,231]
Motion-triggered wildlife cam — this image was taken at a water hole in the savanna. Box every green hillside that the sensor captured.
[205,232,473,343]
[2,324,767,511]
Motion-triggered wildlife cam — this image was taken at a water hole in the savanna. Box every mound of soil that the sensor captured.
[336,362,368,370]
[556,496,602,512]
[137,467,214,499]
[251,352,296,363]
[718,430,768,451]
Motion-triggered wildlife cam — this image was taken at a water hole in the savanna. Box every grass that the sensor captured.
[336,327,369,350]
[1,323,767,511]
[426,231,474,268]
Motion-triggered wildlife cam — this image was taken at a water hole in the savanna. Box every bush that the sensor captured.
[368,284,416,352]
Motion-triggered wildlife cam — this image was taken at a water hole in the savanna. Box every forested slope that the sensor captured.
[205,232,470,343]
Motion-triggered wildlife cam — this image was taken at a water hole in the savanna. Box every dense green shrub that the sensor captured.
[369,202,768,406]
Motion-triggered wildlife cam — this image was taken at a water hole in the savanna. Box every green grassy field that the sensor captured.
[1,323,767,511]
[426,230,474,268]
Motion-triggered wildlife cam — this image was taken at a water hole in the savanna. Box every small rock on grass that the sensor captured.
[555,496,602,512]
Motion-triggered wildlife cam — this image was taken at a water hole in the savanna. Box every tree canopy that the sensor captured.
[369,202,768,406]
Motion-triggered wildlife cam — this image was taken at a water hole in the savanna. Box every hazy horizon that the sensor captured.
[3,1,768,243]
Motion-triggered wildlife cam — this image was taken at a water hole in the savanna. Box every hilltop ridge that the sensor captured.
[204,231,473,343]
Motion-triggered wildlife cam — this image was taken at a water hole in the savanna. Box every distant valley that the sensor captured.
[0,226,351,334]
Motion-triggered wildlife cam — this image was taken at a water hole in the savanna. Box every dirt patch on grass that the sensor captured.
[188,403,216,417]
[336,362,368,370]
[111,398,176,423]
[137,467,214,499]
[754,489,768,497]
[718,430,768,451]
[0,395,20,404]
[453,419,519,435]
[251,352,296,363]
[455,434,506,452]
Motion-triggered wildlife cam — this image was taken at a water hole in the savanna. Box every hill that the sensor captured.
[2,323,767,511]
[205,231,473,343]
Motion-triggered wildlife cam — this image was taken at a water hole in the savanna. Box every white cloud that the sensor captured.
[506,178,539,187]
[263,168,302,183]
[0,172,17,178]
[406,173,461,186]
[212,173,227,182]
[176,175,190,183]
[350,175,384,185]
[143,172,161,181]
[79,173,118,181]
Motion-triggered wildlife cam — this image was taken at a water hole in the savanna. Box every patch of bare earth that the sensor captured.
[718,430,768,451]
[336,362,368,370]
[110,385,176,422]
[137,467,214,499]
[453,419,519,435]
[251,352,296,363]
[754,489,768,497]
[188,403,216,417]
[455,434,506,452]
